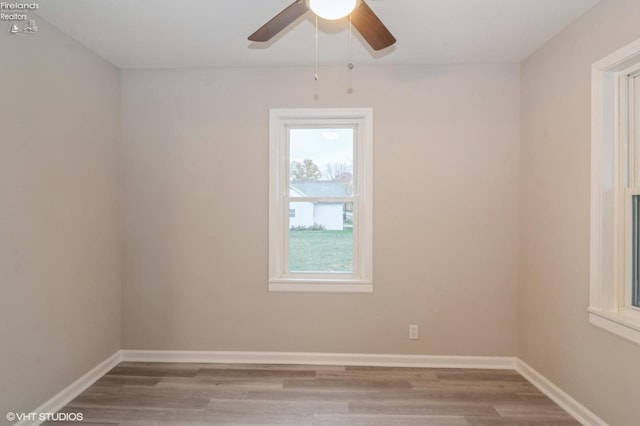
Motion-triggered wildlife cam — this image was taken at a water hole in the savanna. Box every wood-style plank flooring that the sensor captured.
[48,362,580,425]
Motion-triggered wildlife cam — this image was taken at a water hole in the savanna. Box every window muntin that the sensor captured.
[269,109,372,293]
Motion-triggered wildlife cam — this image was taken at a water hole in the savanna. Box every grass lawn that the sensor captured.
[289,227,353,272]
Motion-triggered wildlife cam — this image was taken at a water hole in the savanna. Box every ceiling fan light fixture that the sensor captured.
[309,0,357,20]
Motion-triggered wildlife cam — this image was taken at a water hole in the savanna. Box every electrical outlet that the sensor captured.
[409,324,419,340]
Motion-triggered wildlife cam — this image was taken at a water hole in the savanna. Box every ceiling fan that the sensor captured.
[248,0,396,51]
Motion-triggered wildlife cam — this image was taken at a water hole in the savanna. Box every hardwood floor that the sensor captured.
[48,362,580,425]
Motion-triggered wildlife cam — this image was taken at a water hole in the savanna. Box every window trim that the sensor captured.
[590,37,640,345]
[268,108,373,293]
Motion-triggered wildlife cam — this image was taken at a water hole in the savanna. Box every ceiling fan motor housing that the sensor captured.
[308,0,357,20]
[248,0,395,51]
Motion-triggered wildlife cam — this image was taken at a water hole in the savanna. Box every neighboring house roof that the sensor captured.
[290,181,347,197]
[290,186,307,197]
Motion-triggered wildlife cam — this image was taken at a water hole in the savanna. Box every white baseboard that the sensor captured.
[16,351,121,426]
[516,359,607,426]
[120,349,517,369]
[18,351,608,426]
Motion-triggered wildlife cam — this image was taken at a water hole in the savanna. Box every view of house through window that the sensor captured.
[288,128,354,273]
[269,108,372,292]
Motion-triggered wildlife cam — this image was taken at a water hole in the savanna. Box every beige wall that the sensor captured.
[519,0,640,425]
[121,64,520,355]
[5,1,640,422]
[0,18,121,423]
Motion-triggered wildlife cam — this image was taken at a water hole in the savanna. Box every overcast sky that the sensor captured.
[289,128,353,178]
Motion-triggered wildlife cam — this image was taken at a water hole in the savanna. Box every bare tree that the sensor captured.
[326,162,352,180]
[326,162,353,195]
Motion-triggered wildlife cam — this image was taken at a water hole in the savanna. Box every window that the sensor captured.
[590,37,640,344]
[269,108,373,292]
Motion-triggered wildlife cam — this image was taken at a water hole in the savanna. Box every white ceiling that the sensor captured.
[35,0,599,69]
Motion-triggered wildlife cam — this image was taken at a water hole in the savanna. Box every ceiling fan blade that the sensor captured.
[248,0,309,42]
[350,0,396,51]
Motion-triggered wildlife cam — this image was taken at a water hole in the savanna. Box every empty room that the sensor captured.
[2,0,640,425]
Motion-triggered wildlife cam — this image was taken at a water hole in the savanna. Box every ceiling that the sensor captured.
[35,0,599,69]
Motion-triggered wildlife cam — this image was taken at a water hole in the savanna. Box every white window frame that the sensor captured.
[268,108,373,293]
[590,37,640,345]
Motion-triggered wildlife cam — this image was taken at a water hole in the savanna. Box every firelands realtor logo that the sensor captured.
[2,2,39,35]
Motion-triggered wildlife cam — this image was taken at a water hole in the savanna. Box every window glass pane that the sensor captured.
[636,76,640,185]
[289,202,353,273]
[289,128,353,195]
[628,76,640,186]
[633,77,640,308]
[634,195,640,308]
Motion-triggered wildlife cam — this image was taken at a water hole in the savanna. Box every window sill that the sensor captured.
[588,308,640,345]
[269,280,373,293]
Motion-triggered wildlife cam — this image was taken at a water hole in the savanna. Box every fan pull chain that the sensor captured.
[314,15,319,81]
[346,13,354,94]
[348,14,354,71]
